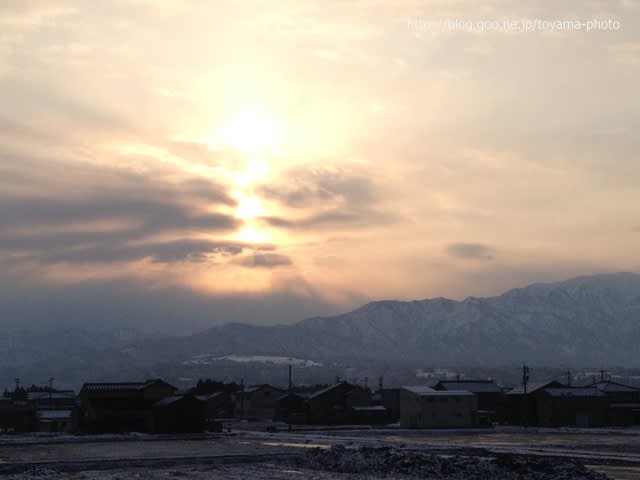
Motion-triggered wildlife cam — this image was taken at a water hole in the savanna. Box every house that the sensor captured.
[306,382,372,425]
[399,386,477,428]
[350,405,390,425]
[275,391,309,424]
[434,380,504,423]
[196,391,234,419]
[0,390,37,433]
[537,387,607,427]
[27,390,76,410]
[153,395,206,433]
[79,379,176,433]
[27,390,79,433]
[36,409,77,433]
[372,388,401,422]
[236,384,285,419]
[505,380,564,426]
[589,381,640,426]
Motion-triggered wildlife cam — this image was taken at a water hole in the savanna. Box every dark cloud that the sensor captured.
[263,209,398,230]
[259,167,399,230]
[0,155,246,265]
[260,168,376,209]
[234,253,293,269]
[446,242,494,260]
[39,239,244,264]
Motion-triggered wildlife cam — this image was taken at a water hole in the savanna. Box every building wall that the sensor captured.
[399,391,477,428]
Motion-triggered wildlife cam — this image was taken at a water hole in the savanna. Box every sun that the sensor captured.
[217,110,285,153]
[235,195,265,220]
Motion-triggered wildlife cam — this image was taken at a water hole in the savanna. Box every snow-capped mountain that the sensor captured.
[139,272,640,366]
[2,273,639,389]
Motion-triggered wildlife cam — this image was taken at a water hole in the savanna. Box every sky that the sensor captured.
[0,0,639,333]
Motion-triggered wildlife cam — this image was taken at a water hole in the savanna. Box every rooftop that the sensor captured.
[403,386,474,397]
[544,387,605,398]
[436,380,502,393]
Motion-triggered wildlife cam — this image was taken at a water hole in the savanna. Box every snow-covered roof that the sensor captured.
[244,384,284,394]
[610,403,640,409]
[194,392,227,401]
[543,387,605,397]
[403,386,473,397]
[28,391,75,401]
[590,381,640,393]
[436,380,502,393]
[82,379,176,393]
[507,380,564,395]
[153,395,183,406]
[37,409,73,420]
[352,405,387,411]
[308,382,353,399]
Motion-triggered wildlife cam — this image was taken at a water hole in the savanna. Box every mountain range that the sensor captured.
[2,272,639,388]
[125,272,640,366]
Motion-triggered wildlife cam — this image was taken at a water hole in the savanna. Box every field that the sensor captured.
[1,427,640,479]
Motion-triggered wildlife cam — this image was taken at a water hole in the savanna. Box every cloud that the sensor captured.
[260,167,399,230]
[39,239,244,264]
[610,42,640,67]
[0,157,244,265]
[446,242,494,260]
[234,253,293,269]
[260,168,377,209]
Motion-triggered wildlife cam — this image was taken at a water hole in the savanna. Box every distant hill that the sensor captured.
[2,272,639,388]
[125,272,640,367]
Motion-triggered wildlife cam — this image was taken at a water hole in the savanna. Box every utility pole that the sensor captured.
[240,378,245,419]
[364,377,368,391]
[378,376,383,392]
[566,370,571,387]
[49,377,54,409]
[522,364,529,394]
[522,364,530,428]
[600,369,606,382]
[288,364,293,432]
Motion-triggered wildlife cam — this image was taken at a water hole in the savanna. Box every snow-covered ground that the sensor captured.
[2,427,640,479]
[183,354,322,367]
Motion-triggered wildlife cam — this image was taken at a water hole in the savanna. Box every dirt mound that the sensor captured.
[299,445,611,479]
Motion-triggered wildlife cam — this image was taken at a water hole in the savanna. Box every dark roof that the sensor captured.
[308,382,354,399]
[154,394,204,407]
[195,392,227,401]
[507,380,564,395]
[610,403,640,409]
[436,380,502,393]
[82,379,175,393]
[244,384,285,394]
[352,405,387,411]
[82,382,146,392]
[543,387,605,398]
[589,381,640,393]
[28,391,76,401]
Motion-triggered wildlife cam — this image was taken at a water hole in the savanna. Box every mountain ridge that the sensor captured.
[144,271,640,366]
